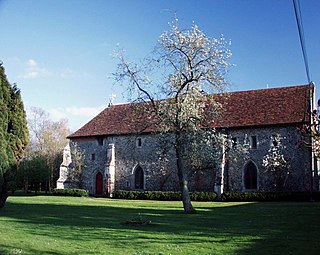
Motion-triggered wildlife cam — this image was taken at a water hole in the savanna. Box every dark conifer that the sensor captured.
[0,64,29,208]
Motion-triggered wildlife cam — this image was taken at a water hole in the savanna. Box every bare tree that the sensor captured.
[26,107,69,190]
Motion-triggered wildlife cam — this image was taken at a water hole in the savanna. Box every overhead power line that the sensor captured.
[293,0,311,84]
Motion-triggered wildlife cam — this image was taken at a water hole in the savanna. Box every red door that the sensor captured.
[95,172,103,195]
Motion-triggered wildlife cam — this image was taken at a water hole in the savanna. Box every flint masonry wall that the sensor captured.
[69,124,311,195]
[226,125,311,192]
[69,137,107,194]
[72,133,180,195]
[110,133,180,192]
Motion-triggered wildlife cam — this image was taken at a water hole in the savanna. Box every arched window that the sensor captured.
[134,166,144,190]
[244,161,258,190]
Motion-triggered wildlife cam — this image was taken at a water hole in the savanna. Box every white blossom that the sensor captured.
[262,134,287,172]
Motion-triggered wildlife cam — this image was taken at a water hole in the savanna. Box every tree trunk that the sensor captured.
[175,133,195,214]
[0,173,9,209]
[24,180,28,193]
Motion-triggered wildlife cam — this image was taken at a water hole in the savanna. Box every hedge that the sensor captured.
[112,190,217,201]
[221,191,320,202]
[52,188,88,197]
[51,188,320,201]
[112,190,320,202]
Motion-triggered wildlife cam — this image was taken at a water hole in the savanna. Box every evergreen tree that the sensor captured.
[0,63,29,208]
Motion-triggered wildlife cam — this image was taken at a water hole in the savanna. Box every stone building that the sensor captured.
[57,84,318,196]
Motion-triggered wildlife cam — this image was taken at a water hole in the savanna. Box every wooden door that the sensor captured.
[96,172,103,195]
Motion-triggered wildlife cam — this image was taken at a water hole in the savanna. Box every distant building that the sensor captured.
[57,84,319,196]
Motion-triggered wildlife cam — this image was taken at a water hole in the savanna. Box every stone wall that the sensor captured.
[64,124,312,195]
[226,125,311,192]
[71,133,179,195]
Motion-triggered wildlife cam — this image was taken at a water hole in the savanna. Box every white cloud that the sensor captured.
[49,108,68,120]
[65,105,106,117]
[49,105,106,120]
[27,59,37,67]
[48,105,108,131]
[21,59,51,79]
[21,59,76,79]
[23,71,39,79]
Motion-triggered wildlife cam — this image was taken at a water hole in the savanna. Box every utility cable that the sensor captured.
[293,0,311,84]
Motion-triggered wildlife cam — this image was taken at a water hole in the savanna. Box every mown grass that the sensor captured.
[0,196,319,255]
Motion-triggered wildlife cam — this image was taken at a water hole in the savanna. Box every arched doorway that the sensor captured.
[95,172,103,195]
[134,165,144,190]
[244,161,258,190]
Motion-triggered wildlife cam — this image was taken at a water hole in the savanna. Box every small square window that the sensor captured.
[250,136,257,149]
[91,154,96,160]
[97,137,103,146]
[136,137,142,147]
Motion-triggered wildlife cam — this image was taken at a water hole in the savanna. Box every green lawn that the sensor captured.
[0,196,319,255]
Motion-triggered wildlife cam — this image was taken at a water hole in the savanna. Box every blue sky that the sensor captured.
[0,0,319,131]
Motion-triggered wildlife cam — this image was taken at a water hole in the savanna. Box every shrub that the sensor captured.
[190,191,217,201]
[112,190,217,201]
[221,191,320,202]
[52,188,88,197]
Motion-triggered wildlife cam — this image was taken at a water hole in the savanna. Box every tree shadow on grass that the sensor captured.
[1,198,320,254]
[0,245,62,255]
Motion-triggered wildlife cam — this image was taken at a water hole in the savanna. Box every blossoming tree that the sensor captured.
[262,134,289,191]
[114,19,231,213]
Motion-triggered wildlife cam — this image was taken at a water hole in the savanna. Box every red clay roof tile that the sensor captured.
[68,84,312,138]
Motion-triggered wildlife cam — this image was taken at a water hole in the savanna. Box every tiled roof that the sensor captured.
[68,85,313,138]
